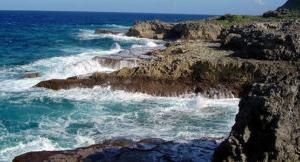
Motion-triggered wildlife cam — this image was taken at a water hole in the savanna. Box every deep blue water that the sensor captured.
[0,11,210,66]
[0,11,238,162]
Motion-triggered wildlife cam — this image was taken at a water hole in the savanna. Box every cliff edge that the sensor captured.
[279,0,300,10]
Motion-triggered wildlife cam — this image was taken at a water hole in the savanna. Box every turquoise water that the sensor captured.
[0,11,239,161]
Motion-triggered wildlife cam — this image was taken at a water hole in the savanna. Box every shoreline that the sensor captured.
[13,9,300,162]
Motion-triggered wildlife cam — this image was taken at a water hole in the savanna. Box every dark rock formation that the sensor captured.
[126,20,173,39]
[35,73,197,96]
[169,22,223,41]
[13,138,218,162]
[262,9,292,18]
[213,72,300,161]
[279,0,300,11]
[221,21,300,61]
[95,29,120,35]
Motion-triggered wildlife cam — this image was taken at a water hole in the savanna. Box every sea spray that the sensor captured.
[0,11,227,161]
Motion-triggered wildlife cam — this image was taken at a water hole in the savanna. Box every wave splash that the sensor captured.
[0,86,239,161]
[0,44,123,92]
[99,24,130,29]
[0,26,240,162]
[0,33,162,93]
[77,29,163,46]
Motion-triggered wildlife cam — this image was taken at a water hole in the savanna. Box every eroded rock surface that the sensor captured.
[213,72,300,161]
[13,138,218,162]
[126,20,173,39]
[35,39,298,98]
[126,20,223,41]
[169,21,223,41]
[221,21,300,61]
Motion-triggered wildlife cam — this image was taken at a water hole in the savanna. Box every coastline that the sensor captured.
[12,9,300,162]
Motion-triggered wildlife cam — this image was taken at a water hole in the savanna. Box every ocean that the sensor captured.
[0,11,239,161]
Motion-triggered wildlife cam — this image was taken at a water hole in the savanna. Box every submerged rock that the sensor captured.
[95,29,120,35]
[23,72,41,78]
[221,21,300,61]
[13,138,219,162]
[213,72,300,161]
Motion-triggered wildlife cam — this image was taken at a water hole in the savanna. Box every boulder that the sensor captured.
[126,20,173,39]
[213,72,300,161]
[221,21,300,61]
[167,22,223,41]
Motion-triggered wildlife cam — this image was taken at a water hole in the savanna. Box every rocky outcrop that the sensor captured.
[279,0,300,11]
[262,9,292,18]
[126,20,223,41]
[213,72,300,161]
[13,138,218,162]
[36,40,286,98]
[221,21,300,61]
[169,22,223,41]
[126,20,173,39]
[35,39,298,98]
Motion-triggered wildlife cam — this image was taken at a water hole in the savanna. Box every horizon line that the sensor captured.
[0,9,223,16]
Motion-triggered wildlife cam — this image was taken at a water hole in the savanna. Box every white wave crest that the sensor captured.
[0,137,59,162]
[0,87,239,161]
[100,24,130,29]
[25,87,240,140]
[0,44,123,92]
[77,29,163,45]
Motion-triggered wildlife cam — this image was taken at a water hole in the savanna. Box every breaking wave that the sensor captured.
[0,86,239,161]
[0,25,239,162]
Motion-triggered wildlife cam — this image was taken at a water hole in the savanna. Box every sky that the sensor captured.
[0,0,287,15]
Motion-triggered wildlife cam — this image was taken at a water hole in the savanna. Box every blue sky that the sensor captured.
[0,0,287,15]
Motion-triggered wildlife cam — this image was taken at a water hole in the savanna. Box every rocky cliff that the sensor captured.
[279,0,300,11]
[221,21,300,61]
[213,72,300,161]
